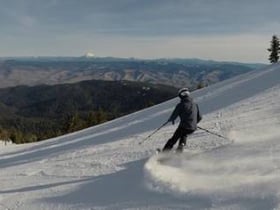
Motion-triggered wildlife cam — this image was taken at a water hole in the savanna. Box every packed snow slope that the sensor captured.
[0,63,280,210]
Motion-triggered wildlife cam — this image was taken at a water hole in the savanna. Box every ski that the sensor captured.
[155,148,184,154]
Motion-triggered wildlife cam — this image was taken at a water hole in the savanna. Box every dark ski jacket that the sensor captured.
[168,97,202,131]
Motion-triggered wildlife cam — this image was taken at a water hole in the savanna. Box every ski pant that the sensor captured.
[163,126,194,151]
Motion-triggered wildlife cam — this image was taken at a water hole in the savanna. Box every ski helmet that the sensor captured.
[178,87,190,99]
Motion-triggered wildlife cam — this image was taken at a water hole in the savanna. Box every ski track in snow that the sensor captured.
[0,64,280,210]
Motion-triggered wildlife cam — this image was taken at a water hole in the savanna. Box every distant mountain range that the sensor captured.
[0,57,266,89]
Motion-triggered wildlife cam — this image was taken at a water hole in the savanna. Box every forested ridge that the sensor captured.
[0,80,177,143]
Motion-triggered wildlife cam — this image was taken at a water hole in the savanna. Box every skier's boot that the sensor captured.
[162,141,173,153]
[176,143,185,153]
[161,147,172,153]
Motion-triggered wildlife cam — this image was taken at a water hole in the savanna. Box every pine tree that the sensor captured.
[95,109,107,124]
[63,113,82,133]
[267,35,280,63]
[0,127,10,145]
[86,111,94,126]
[197,81,205,89]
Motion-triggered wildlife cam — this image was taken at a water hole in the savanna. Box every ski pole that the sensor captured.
[139,121,169,145]
[197,126,229,140]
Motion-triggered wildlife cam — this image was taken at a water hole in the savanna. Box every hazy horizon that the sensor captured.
[0,54,268,65]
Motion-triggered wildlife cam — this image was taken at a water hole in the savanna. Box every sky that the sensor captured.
[0,0,280,63]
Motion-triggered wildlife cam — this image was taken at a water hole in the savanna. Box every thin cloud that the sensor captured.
[1,0,279,35]
[0,0,278,61]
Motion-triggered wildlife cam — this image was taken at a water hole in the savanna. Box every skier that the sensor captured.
[162,87,202,153]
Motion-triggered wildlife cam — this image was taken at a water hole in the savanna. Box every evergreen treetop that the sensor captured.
[268,35,280,63]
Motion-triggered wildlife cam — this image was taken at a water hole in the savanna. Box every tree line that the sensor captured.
[0,80,177,144]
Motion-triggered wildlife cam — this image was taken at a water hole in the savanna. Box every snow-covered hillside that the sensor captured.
[0,64,280,210]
